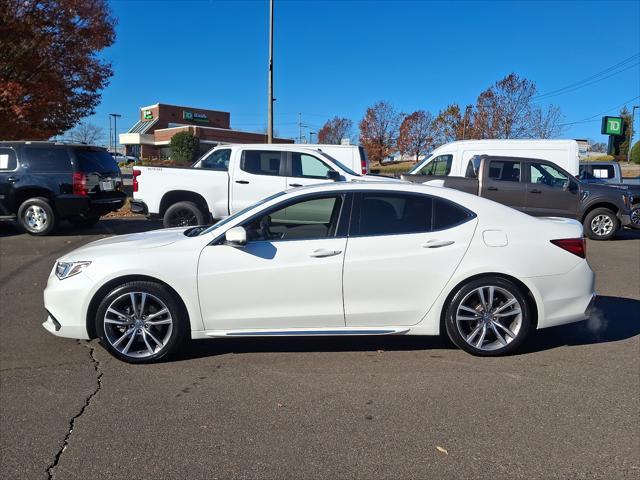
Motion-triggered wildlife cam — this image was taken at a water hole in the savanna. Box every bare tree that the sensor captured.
[68,121,105,145]
[589,139,607,153]
[317,117,353,144]
[433,104,465,146]
[397,111,435,161]
[474,73,536,139]
[359,101,403,164]
[529,105,564,139]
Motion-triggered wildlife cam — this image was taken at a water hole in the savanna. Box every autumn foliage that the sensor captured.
[397,111,435,161]
[358,101,403,164]
[317,117,353,144]
[0,0,116,139]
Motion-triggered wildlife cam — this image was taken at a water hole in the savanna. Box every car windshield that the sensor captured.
[197,190,288,236]
[410,154,433,173]
[317,152,360,176]
[75,148,119,173]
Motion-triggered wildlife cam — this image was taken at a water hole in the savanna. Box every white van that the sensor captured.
[408,139,580,177]
[301,144,370,175]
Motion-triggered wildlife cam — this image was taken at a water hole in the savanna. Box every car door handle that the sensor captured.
[422,240,455,248]
[235,180,249,184]
[289,183,303,187]
[309,248,342,258]
[7,176,19,183]
[487,186,498,191]
[530,189,542,194]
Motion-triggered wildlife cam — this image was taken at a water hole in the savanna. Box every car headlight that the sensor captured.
[55,261,91,280]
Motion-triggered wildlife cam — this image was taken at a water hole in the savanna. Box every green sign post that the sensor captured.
[601,116,623,136]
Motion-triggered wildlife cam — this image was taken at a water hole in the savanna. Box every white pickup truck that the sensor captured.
[131,144,388,227]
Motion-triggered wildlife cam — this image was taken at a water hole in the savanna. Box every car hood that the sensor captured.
[62,227,190,259]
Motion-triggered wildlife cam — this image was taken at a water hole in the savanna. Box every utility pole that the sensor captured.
[108,115,112,151]
[462,105,472,140]
[628,105,638,163]
[309,131,316,143]
[267,0,274,143]
[298,113,302,143]
[109,113,122,151]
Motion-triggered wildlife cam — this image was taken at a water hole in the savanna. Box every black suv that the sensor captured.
[0,142,126,235]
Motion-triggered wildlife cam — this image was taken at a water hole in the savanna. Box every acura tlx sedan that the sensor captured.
[43,182,595,363]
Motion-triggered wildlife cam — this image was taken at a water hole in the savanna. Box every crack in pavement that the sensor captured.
[45,341,103,480]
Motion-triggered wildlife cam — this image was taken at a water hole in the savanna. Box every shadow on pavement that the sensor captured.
[0,217,162,238]
[611,228,640,241]
[171,295,640,362]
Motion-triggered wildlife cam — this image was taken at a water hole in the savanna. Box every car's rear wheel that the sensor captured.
[583,207,619,240]
[163,201,205,228]
[17,197,56,235]
[95,281,187,363]
[445,277,532,356]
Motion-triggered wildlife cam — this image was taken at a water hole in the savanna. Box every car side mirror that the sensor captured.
[224,226,246,247]
[326,170,341,181]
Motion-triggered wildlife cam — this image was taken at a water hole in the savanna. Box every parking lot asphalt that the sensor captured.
[1,220,639,480]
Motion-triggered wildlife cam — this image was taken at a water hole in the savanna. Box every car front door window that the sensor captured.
[529,163,568,188]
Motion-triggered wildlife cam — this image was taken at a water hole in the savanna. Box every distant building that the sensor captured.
[119,103,293,159]
[575,139,590,158]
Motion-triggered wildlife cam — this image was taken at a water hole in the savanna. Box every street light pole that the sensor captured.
[628,105,638,163]
[267,0,274,144]
[109,113,122,151]
[108,115,112,151]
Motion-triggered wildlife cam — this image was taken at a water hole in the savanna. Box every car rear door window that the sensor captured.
[24,147,72,173]
[356,192,433,236]
[488,160,521,182]
[241,150,283,176]
[0,147,17,170]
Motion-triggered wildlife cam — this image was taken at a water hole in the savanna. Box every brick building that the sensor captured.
[119,103,293,159]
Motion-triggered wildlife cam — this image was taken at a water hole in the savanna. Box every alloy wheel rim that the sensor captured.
[103,292,173,358]
[25,206,48,231]
[456,286,523,351]
[631,209,640,226]
[590,214,613,236]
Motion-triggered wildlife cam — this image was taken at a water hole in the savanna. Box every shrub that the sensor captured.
[170,131,200,164]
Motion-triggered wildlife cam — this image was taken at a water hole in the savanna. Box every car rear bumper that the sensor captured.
[55,192,126,218]
[525,260,596,329]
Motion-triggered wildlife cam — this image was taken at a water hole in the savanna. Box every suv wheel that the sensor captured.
[444,277,532,356]
[163,201,205,228]
[583,207,619,240]
[95,281,187,364]
[17,197,56,235]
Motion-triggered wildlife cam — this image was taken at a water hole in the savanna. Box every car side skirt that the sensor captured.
[192,327,410,339]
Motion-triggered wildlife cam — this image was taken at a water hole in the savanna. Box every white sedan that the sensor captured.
[43,182,595,363]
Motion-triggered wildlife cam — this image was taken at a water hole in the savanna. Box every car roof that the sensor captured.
[0,140,105,149]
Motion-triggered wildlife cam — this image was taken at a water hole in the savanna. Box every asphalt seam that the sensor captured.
[45,340,103,480]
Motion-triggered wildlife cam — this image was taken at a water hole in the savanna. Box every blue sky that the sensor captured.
[90,0,640,145]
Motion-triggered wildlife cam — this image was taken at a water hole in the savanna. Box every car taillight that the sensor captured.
[133,169,141,192]
[551,238,586,258]
[72,172,87,196]
[361,157,368,175]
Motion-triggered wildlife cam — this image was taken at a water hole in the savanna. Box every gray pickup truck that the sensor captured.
[402,155,635,240]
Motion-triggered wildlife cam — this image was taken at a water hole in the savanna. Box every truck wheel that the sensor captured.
[17,197,56,235]
[583,208,619,241]
[630,207,640,230]
[163,201,205,228]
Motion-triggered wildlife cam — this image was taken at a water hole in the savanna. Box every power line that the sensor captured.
[559,95,640,126]
[534,53,639,101]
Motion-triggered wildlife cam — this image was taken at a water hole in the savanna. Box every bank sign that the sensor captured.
[143,110,153,120]
[183,111,209,123]
[601,116,623,136]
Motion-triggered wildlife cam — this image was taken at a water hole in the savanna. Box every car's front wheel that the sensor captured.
[583,207,619,240]
[95,281,187,363]
[444,277,532,356]
[630,207,640,230]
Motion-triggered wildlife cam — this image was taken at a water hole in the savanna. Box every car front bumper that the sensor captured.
[42,270,93,340]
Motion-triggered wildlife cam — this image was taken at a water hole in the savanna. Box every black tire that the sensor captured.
[444,277,532,357]
[17,197,56,235]
[583,207,619,240]
[95,281,187,364]
[163,201,205,228]
[68,215,101,228]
